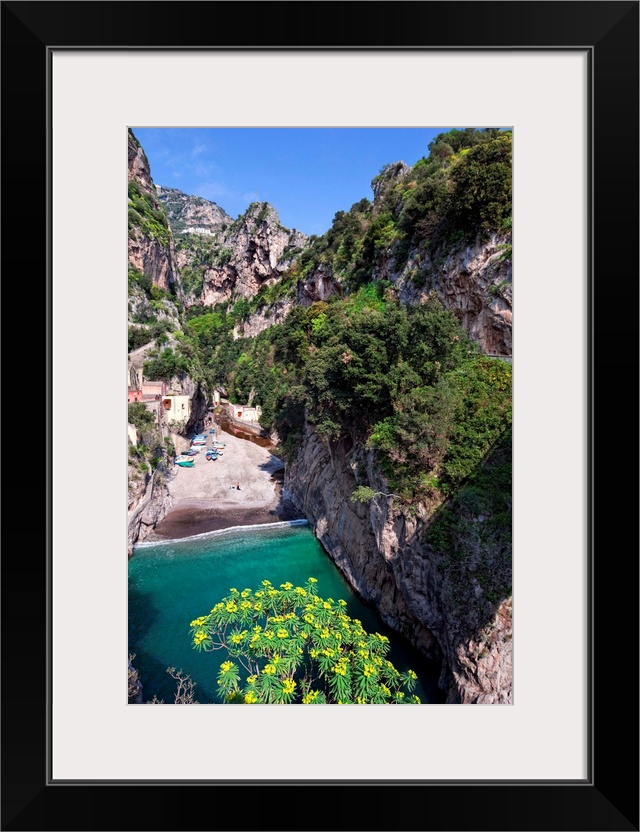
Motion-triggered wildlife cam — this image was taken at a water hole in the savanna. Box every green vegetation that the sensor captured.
[128,179,171,246]
[128,320,173,353]
[127,402,175,478]
[285,130,511,291]
[426,426,512,609]
[143,346,190,381]
[190,579,420,704]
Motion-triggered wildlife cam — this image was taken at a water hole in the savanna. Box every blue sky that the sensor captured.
[130,127,455,237]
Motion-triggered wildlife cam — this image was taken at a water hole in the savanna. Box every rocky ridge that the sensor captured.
[159,190,308,311]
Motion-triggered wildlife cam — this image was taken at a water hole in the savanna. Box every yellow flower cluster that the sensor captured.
[302,690,320,704]
[332,658,348,676]
[295,587,306,597]
[363,663,376,678]
[190,616,207,627]
[280,582,293,591]
[241,589,251,598]
[263,664,276,675]
[193,631,208,645]
[244,691,258,704]
[282,679,296,694]
[277,630,288,639]
[408,669,417,680]
[240,601,252,610]
[263,630,274,640]
[308,577,317,584]
[225,601,237,613]
[220,661,234,673]
[303,614,314,624]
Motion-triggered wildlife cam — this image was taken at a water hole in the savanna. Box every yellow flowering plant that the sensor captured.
[189,578,420,704]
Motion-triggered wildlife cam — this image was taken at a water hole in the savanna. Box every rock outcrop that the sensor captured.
[285,422,512,704]
[128,130,181,299]
[157,186,232,236]
[159,191,309,308]
[393,233,512,356]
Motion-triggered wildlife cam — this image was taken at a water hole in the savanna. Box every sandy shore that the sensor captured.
[146,427,305,541]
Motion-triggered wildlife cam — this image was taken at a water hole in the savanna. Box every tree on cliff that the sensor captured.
[189,578,420,704]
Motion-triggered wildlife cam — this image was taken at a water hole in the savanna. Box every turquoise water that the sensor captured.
[128,522,445,704]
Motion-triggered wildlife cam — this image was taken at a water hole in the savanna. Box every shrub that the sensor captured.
[190,579,421,704]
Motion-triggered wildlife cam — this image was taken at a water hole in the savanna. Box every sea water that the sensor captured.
[128,522,445,704]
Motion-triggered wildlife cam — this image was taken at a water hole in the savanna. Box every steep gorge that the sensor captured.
[127,127,513,702]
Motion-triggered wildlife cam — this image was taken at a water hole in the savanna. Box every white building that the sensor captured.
[232,404,262,423]
[162,394,191,425]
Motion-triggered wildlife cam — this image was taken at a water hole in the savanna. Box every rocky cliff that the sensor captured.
[285,422,512,704]
[380,231,512,356]
[159,190,308,309]
[128,130,181,300]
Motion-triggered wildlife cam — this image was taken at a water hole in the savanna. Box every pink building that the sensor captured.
[128,389,142,402]
[141,380,167,400]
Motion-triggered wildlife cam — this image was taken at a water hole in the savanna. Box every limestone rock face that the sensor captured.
[159,191,309,308]
[127,130,181,298]
[285,423,512,704]
[235,299,295,339]
[296,264,343,306]
[157,186,232,236]
[394,234,512,356]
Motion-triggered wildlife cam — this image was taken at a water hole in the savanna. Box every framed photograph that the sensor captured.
[3,1,637,830]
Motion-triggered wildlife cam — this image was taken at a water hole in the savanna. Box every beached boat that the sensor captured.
[176,459,195,468]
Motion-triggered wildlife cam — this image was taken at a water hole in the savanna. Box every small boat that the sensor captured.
[205,452,218,461]
[212,441,226,448]
[176,459,195,468]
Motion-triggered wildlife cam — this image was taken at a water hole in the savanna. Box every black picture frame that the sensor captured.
[2,2,638,830]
